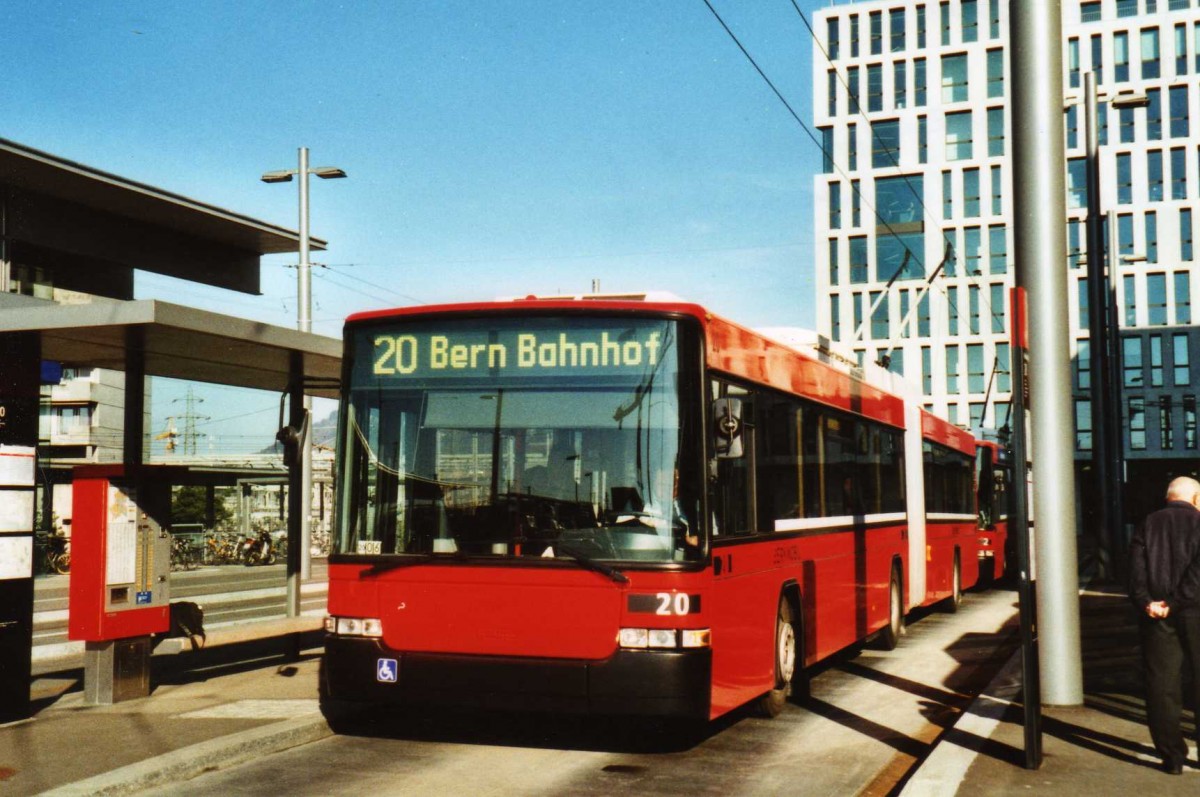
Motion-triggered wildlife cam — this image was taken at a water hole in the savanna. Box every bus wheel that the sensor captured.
[878,567,903,651]
[945,552,963,614]
[754,598,797,718]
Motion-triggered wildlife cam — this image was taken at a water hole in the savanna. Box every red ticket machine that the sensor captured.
[69,466,173,703]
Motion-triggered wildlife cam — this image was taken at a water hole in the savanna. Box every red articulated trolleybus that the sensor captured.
[320,295,976,724]
[974,437,1011,583]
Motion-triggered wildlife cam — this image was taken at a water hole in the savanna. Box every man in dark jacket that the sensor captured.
[1129,476,1200,774]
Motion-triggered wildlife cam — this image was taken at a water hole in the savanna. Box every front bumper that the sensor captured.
[321,636,712,719]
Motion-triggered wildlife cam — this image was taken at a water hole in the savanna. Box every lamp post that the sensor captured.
[262,148,345,602]
[1082,73,1147,580]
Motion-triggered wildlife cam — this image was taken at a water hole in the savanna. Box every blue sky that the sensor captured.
[7,1,834,451]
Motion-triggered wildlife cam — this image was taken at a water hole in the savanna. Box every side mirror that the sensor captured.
[712,397,744,459]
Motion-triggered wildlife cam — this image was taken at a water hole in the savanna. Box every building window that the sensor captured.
[890,8,906,52]
[1079,276,1090,329]
[1080,1,1102,23]
[942,54,969,103]
[967,343,985,393]
[1142,27,1161,79]
[988,107,1005,156]
[894,61,908,109]
[822,128,835,174]
[870,10,883,55]
[829,238,840,284]
[946,111,974,160]
[1147,210,1159,263]
[1076,399,1093,452]
[1124,336,1144,388]
[1174,333,1190,386]
[989,0,1001,39]
[962,0,978,42]
[1117,0,1138,16]
[1149,273,1168,325]
[964,168,980,217]
[969,285,981,334]
[1066,105,1079,151]
[829,182,842,229]
[988,48,1005,98]
[917,4,927,48]
[948,285,960,333]
[1149,151,1164,202]
[1124,270,1137,325]
[854,291,864,332]
[872,119,901,167]
[1161,396,1174,450]
[1078,338,1092,390]
[848,123,858,171]
[849,67,860,113]
[919,115,928,164]
[1091,34,1104,85]
[1183,208,1195,261]
[991,164,1003,214]
[965,226,982,275]
[1099,99,1109,145]
[1130,396,1147,451]
[1150,334,1165,387]
[828,17,840,61]
[1170,86,1190,137]
[831,297,841,340]
[943,170,954,219]
[1115,31,1130,82]
[1176,272,1192,323]
[850,236,868,283]
[990,284,1005,332]
[922,346,932,395]
[851,14,859,58]
[828,70,838,117]
[870,290,887,338]
[868,64,883,112]
[1068,157,1087,209]
[918,292,931,336]
[996,342,1011,392]
[1117,153,1133,204]
[915,58,927,106]
[1177,23,1188,76]
[1171,146,1187,198]
[941,1,951,47]
[947,345,960,392]
[989,225,1007,275]
[1185,395,1197,448]
[1069,218,1084,269]
[1119,106,1136,144]
[1147,88,1163,141]
[1068,38,1080,89]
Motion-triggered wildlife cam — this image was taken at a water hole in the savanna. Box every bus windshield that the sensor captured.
[336,315,703,564]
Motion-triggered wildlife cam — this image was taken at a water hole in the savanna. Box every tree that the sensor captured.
[171,485,234,529]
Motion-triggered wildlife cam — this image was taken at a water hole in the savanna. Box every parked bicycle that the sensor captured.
[40,532,70,575]
[170,535,199,571]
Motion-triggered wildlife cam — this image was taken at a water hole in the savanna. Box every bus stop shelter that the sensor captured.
[0,137,343,719]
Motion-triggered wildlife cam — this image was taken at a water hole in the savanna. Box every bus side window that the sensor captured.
[709,381,756,536]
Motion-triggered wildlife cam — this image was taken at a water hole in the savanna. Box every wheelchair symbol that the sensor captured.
[376,658,398,683]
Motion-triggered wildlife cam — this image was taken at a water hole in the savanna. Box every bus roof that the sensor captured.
[921,409,976,455]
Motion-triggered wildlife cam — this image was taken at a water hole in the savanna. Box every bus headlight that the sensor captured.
[618,628,711,649]
[327,616,383,638]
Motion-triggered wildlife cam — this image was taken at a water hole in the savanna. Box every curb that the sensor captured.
[39,713,333,796]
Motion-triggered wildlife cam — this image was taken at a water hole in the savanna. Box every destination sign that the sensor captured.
[353,319,677,382]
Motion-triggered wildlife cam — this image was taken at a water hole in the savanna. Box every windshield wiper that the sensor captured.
[360,550,465,577]
[552,543,629,584]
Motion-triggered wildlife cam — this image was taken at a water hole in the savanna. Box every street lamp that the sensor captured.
[1082,73,1147,580]
[261,148,345,607]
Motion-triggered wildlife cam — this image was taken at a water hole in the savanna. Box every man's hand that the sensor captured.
[1146,600,1171,619]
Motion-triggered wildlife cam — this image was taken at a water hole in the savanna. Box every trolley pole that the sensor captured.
[1010,0,1083,713]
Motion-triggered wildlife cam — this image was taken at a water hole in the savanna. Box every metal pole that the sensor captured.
[1106,211,1127,566]
[286,351,304,618]
[297,148,313,581]
[1011,0,1084,706]
[1083,73,1112,580]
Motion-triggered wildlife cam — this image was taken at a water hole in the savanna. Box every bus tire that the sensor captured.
[945,552,963,614]
[754,597,797,718]
[877,565,903,651]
